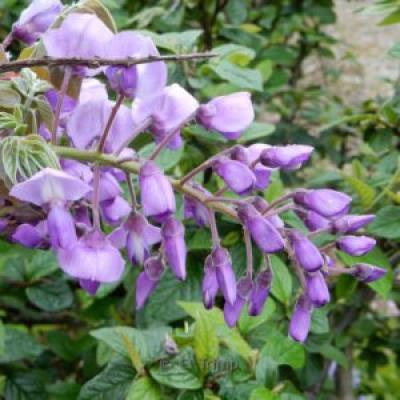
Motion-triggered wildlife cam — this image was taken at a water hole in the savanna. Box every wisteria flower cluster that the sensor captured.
[0,0,386,343]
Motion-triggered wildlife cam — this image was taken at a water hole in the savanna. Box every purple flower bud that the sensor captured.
[43,13,113,74]
[136,256,164,309]
[162,216,186,280]
[230,145,250,164]
[202,255,219,309]
[58,229,125,283]
[248,269,272,316]
[350,263,386,283]
[332,214,375,234]
[102,32,166,99]
[289,295,313,343]
[109,212,161,266]
[47,204,77,249]
[139,161,176,222]
[247,144,273,190]
[79,279,100,296]
[288,230,324,272]
[213,156,256,195]
[306,271,330,308]
[224,276,253,327]
[12,222,47,248]
[260,145,314,170]
[336,235,376,256]
[10,168,91,207]
[294,189,352,218]
[212,247,237,305]
[152,84,199,139]
[296,210,330,232]
[197,92,254,140]
[12,0,62,45]
[251,197,284,230]
[101,196,131,225]
[238,204,285,253]
[184,186,210,227]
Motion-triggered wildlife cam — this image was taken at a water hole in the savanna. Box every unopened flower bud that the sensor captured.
[202,255,219,309]
[296,209,330,232]
[350,263,386,283]
[162,216,187,280]
[294,189,352,218]
[197,92,254,140]
[248,269,272,316]
[336,235,376,256]
[332,214,375,234]
[288,230,324,272]
[238,204,285,253]
[289,295,313,343]
[260,145,313,170]
[306,271,330,308]
[224,275,252,327]
[79,279,100,296]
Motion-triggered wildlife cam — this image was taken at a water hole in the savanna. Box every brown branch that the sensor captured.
[0,52,216,74]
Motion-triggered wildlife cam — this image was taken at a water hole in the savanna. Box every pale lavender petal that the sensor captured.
[47,205,77,249]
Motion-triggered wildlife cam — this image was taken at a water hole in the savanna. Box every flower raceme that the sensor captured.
[0,2,387,343]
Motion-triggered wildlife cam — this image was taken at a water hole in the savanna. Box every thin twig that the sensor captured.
[0,52,216,74]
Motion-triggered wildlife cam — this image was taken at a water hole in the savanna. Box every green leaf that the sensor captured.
[193,311,219,367]
[380,10,400,25]
[368,206,400,239]
[146,30,202,52]
[209,61,263,91]
[261,330,305,369]
[149,348,202,390]
[212,44,255,66]
[0,327,43,363]
[5,370,48,400]
[127,377,162,400]
[310,309,329,334]
[138,142,183,171]
[0,320,4,358]
[270,256,292,305]
[0,82,21,108]
[250,387,278,400]
[26,278,73,312]
[138,263,202,325]
[238,122,275,143]
[90,326,170,364]
[46,382,81,400]
[78,357,135,400]
[239,300,276,335]
[343,174,376,209]
[178,302,253,362]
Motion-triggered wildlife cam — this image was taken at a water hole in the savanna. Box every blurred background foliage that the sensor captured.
[0,0,400,399]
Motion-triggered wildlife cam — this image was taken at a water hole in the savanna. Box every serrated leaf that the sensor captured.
[26,278,73,312]
[343,174,376,208]
[193,311,219,368]
[78,357,135,400]
[149,348,202,390]
[127,377,162,400]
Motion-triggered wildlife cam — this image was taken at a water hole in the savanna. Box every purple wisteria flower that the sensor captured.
[251,197,284,230]
[109,212,161,266]
[161,216,187,280]
[297,210,330,232]
[238,204,285,253]
[350,263,387,283]
[260,145,313,170]
[202,255,219,309]
[332,214,375,234]
[288,230,324,272]
[224,275,253,327]
[306,271,330,308]
[213,156,256,195]
[139,161,176,222]
[136,256,164,309]
[248,269,272,316]
[43,13,113,75]
[12,0,62,45]
[289,295,313,343]
[336,235,376,256]
[58,229,125,283]
[212,246,237,305]
[247,144,273,190]
[12,221,48,249]
[197,92,254,140]
[101,31,166,99]
[66,99,136,153]
[294,189,352,218]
